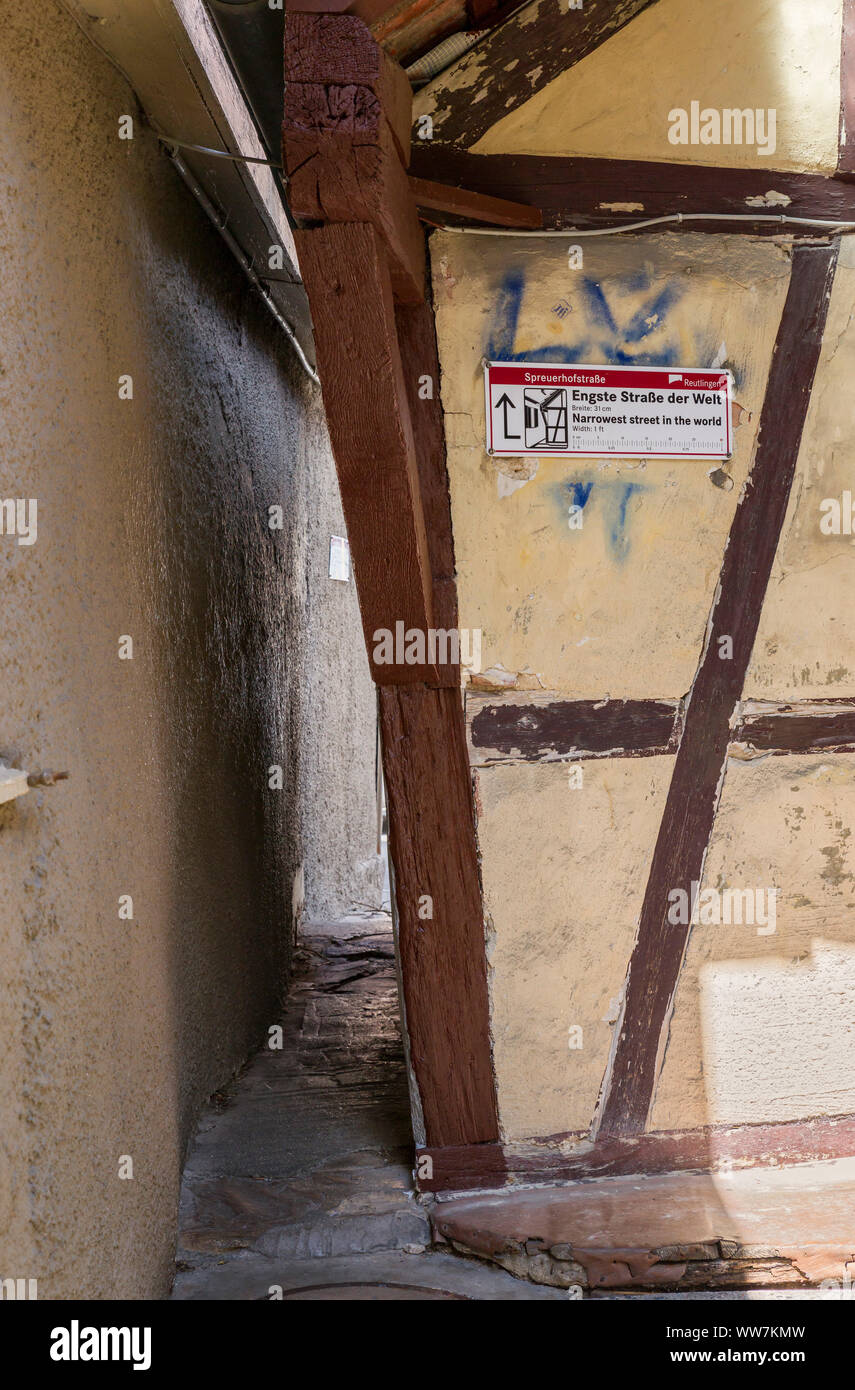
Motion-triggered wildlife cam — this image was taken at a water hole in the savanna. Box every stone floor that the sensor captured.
[170,914,565,1300]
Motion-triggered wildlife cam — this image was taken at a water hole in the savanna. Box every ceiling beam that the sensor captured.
[409,148,855,230]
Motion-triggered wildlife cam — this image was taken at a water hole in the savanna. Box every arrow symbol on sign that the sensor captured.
[496,392,520,438]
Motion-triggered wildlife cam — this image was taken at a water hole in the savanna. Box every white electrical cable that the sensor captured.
[159,135,285,170]
[446,211,855,236]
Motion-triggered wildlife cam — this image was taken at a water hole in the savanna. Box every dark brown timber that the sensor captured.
[394,296,460,656]
[284,13,424,301]
[839,0,855,175]
[421,0,662,148]
[417,1113,855,1193]
[286,13,499,1143]
[380,684,499,1147]
[408,150,855,230]
[295,222,437,683]
[733,701,855,755]
[469,696,680,762]
[597,241,840,1137]
[285,0,402,24]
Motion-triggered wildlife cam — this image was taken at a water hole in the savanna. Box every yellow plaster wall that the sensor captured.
[475,757,673,1140]
[745,235,855,700]
[651,754,855,1129]
[417,0,842,173]
[431,229,789,699]
[433,224,855,1142]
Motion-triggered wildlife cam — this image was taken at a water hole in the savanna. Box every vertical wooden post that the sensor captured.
[284,9,499,1146]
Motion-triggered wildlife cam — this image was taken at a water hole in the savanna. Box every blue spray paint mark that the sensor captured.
[580,278,619,335]
[568,480,594,510]
[622,283,682,344]
[554,475,646,564]
[485,267,685,368]
[486,269,525,360]
[610,482,644,563]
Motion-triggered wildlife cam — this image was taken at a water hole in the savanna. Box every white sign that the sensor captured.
[485,362,733,459]
[329,535,350,581]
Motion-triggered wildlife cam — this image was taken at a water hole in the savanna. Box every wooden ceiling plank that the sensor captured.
[409,173,541,226]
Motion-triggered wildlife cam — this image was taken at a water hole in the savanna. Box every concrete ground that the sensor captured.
[170,914,840,1301]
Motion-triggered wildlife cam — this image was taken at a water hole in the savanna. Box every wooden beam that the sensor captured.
[380,684,499,1146]
[285,0,402,23]
[418,0,662,149]
[287,9,498,1143]
[839,0,855,175]
[295,222,437,683]
[417,1112,855,1193]
[733,700,855,755]
[284,13,425,301]
[409,149,855,229]
[596,242,840,1139]
[465,0,519,27]
[409,174,542,227]
[372,0,467,67]
[394,296,460,652]
[467,694,681,765]
[284,9,413,163]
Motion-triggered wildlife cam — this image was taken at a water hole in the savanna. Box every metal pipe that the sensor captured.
[166,147,319,385]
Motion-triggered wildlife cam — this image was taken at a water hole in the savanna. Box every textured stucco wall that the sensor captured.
[0,0,379,1298]
[416,0,842,172]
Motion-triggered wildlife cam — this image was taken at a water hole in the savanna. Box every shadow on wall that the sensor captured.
[0,0,377,1299]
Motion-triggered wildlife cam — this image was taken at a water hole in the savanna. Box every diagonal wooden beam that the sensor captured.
[416,0,663,149]
[295,221,445,685]
[380,683,499,1146]
[409,174,542,227]
[596,240,840,1138]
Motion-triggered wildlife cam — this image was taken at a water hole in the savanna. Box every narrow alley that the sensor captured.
[171,913,564,1300]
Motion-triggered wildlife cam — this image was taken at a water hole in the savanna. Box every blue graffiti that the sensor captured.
[610,481,644,562]
[555,475,646,565]
[568,480,594,511]
[487,265,681,561]
[485,268,684,367]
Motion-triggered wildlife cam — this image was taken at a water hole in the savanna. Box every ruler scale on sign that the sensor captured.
[485,362,733,459]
